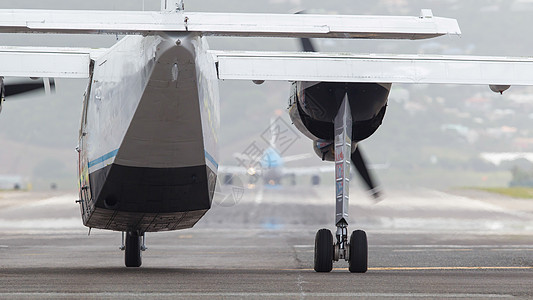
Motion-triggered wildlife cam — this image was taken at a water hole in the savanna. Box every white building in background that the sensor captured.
[480,152,533,166]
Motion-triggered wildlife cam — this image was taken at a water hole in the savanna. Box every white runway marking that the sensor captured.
[255,187,264,204]
[296,274,305,299]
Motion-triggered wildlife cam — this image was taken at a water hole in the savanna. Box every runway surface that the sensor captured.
[0,187,531,299]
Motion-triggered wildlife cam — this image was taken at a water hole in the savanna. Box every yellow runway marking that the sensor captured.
[393,249,473,252]
[491,249,533,251]
[369,266,533,271]
[283,266,533,271]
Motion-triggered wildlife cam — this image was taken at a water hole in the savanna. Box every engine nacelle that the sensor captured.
[313,140,335,162]
[489,85,510,94]
[312,139,360,162]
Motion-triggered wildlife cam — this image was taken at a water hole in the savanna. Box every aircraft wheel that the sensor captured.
[348,230,367,273]
[314,228,333,272]
[223,174,233,185]
[125,231,142,267]
[311,175,320,186]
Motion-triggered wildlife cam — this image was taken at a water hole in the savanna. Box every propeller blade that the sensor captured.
[351,146,381,200]
[295,11,380,199]
[295,11,317,52]
[44,78,56,95]
[4,79,53,97]
[300,37,317,52]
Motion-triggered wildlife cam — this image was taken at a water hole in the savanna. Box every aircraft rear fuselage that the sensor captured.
[77,34,220,233]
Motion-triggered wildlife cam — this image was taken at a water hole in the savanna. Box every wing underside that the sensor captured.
[0,46,105,78]
[211,51,533,86]
[1,46,533,88]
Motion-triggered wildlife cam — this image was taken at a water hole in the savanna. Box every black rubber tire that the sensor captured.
[125,232,142,267]
[314,228,333,272]
[349,230,368,273]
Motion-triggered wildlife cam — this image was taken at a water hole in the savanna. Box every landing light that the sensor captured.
[247,167,256,175]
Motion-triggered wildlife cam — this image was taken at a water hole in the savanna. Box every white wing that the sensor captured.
[0,46,105,78]
[282,153,313,163]
[212,51,533,86]
[0,10,531,88]
[282,165,335,176]
[218,165,249,175]
[0,9,459,39]
[283,163,390,176]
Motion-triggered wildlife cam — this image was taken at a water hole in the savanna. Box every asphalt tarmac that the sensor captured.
[0,187,531,299]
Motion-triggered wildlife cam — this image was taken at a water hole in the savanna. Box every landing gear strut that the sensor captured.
[120,231,147,267]
[313,93,368,273]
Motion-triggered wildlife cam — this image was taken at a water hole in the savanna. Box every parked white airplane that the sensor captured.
[2,1,533,272]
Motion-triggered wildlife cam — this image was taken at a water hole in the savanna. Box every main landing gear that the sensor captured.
[314,228,367,273]
[120,231,147,267]
[314,93,368,273]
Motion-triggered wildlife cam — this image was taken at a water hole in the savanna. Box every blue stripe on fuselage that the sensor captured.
[88,149,119,169]
[204,150,218,169]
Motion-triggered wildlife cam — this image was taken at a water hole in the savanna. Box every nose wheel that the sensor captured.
[121,231,146,267]
[313,228,368,273]
[314,229,334,272]
[348,230,368,273]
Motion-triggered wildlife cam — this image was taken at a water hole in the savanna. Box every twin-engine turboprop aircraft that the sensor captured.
[2,1,533,271]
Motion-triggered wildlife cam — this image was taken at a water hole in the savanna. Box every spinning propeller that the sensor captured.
[351,146,381,200]
[4,79,54,97]
[0,78,54,113]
